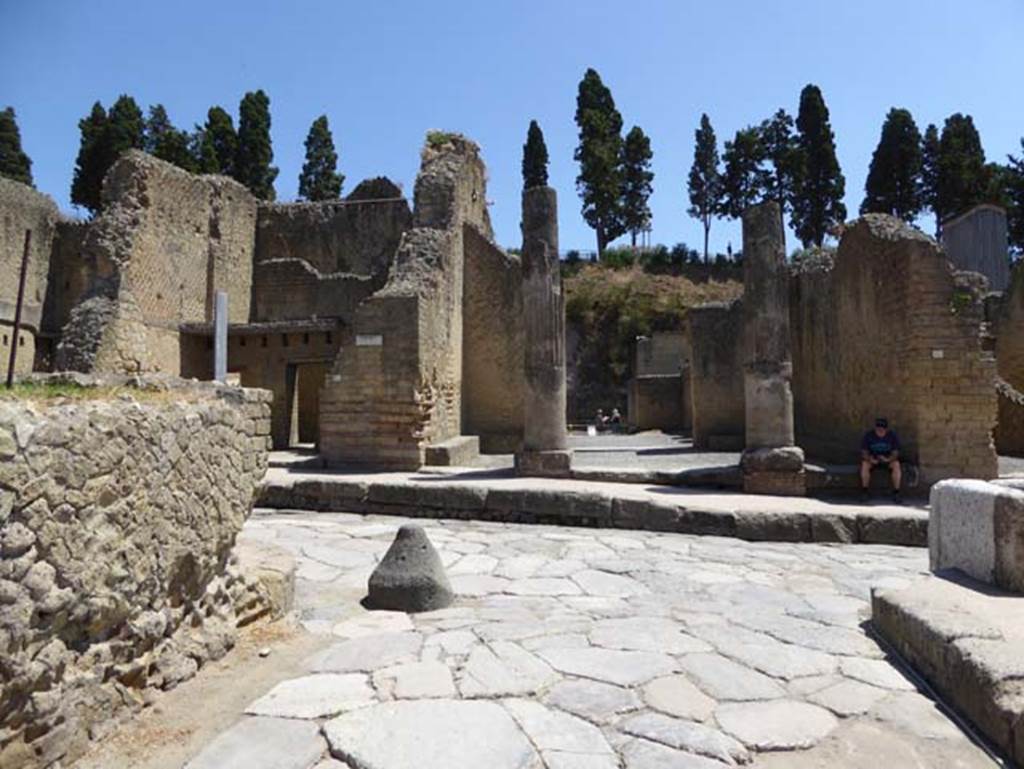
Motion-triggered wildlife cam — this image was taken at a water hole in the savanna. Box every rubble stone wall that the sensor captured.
[687,299,745,449]
[791,215,997,484]
[0,377,271,769]
[55,152,257,375]
[320,134,493,468]
[0,178,59,379]
[461,223,524,452]
[995,264,1024,390]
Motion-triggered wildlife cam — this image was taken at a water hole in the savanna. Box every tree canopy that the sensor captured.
[297,114,343,201]
[621,125,654,246]
[574,68,625,255]
[0,107,33,186]
[860,107,923,222]
[718,127,767,220]
[686,113,722,262]
[789,84,846,247]
[522,119,549,189]
[936,113,987,225]
[235,90,278,201]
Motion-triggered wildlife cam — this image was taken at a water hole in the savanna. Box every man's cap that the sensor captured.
[875,417,888,428]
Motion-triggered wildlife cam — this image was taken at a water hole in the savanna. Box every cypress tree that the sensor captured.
[0,107,33,186]
[70,102,109,213]
[621,126,654,247]
[144,104,196,172]
[686,113,722,262]
[860,107,924,222]
[718,127,768,220]
[297,115,343,201]
[522,120,549,189]
[759,108,796,219]
[921,123,941,236]
[790,84,846,247]
[574,68,625,256]
[105,95,145,160]
[195,129,220,174]
[204,106,237,177]
[235,90,278,200]
[1006,140,1024,253]
[936,113,987,225]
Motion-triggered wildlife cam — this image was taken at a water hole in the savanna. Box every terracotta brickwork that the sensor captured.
[791,215,997,484]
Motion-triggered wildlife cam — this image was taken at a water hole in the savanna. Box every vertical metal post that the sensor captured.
[214,290,228,383]
[6,230,31,389]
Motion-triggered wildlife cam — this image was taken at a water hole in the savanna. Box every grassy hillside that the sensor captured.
[563,263,742,420]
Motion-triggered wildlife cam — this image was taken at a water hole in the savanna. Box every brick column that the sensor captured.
[740,201,805,495]
[515,185,571,476]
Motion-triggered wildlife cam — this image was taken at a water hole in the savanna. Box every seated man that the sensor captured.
[860,417,902,499]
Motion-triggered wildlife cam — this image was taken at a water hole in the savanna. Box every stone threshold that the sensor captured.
[258,468,927,546]
[872,571,1024,765]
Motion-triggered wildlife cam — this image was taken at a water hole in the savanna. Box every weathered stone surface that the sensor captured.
[366,524,454,612]
[184,716,324,769]
[590,617,708,654]
[929,479,1024,592]
[323,699,539,769]
[331,610,415,639]
[809,679,888,716]
[538,648,677,687]
[0,380,272,769]
[642,676,716,721]
[458,641,558,697]
[504,699,615,765]
[838,657,915,691]
[245,674,375,719]
[715,699,838,749]
[677,653,786,701]
[620,738,730,769]
[621,712,748,765]
[544,679,641,722]
[310,632,423,672]
[375,661,455,699]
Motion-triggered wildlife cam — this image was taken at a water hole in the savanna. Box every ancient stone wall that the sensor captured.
[0,178,59,379]
[320,134,493,468]
[461,224,524,452]
[686,299,745,449]
[791,215,997,484]
[635,332,688,376]
[995,265,1024,456]
[55,152,257,375]
[0,376,271,769]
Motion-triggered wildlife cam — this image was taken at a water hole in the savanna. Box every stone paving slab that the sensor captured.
[873,572,1024,764]
[184,715,325,769]
[186,510,1001,768]
[259,465,927,546]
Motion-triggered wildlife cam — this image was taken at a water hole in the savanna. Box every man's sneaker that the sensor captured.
[859,488,870,502]
[891,489,902,504]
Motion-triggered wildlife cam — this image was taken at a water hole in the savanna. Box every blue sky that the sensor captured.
[2,0,1022,253]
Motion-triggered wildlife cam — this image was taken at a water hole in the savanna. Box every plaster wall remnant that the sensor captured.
[319,133,516,469]
[0,178,59,379]
[515,184,571,477]
[739,201,805,495]
[790,214,998,485]
[0,376,274,769]
[686,299,745,450]
[941,203,1011,292]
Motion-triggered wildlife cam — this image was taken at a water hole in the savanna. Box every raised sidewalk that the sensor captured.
[259,464,928,546]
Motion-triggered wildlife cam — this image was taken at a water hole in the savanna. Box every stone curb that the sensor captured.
[258,477,927,546]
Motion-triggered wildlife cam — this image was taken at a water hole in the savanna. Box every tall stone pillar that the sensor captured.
[515,186,572,477]
[740,201,805,495]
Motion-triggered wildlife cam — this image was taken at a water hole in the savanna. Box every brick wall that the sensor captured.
[0,177,58,379]
[791,215,997,484]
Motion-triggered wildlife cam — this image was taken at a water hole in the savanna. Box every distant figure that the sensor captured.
[860,417,902,499]
[610,408,622,431]
[595,409,609,430]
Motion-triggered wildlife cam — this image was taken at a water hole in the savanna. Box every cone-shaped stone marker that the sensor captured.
[365,525,454,613]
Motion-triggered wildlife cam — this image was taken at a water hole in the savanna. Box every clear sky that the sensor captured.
[2,0,1022,254]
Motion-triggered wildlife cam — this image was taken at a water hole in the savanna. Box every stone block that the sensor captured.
[742,469,806,497]
[929,479,1024,592]
[740,446,804,473]
[424,435,480,467]
[515,449,572,478]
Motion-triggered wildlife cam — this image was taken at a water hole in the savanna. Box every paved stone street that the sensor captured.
[180,510,999,769]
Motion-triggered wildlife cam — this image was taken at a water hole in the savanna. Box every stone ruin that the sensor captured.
[688,210,1006,489]
[0,376,285,768]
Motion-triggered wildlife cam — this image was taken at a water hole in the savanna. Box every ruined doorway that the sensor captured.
[288,362,328,447]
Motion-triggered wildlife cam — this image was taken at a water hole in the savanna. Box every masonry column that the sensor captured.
[515,185,572,477]
[740,201,805,495]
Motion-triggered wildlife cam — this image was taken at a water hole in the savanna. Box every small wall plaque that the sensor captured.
[356,334,383,347]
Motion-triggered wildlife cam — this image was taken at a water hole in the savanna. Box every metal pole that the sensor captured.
[6,230,31,389]
[214,290,227,383]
